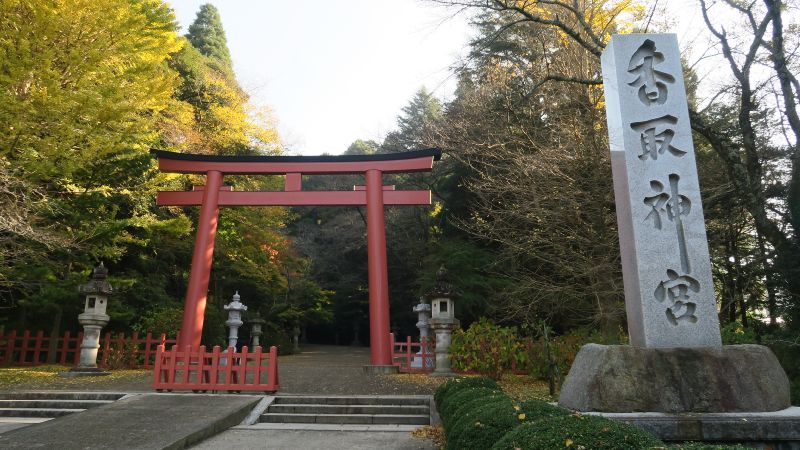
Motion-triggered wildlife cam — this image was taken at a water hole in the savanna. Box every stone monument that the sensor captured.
[427,266,460,377]
[63,263,113,377]
[224,291,247,349]
[558,34,790,413]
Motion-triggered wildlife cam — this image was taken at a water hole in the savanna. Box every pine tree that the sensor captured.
[186,4,232,71]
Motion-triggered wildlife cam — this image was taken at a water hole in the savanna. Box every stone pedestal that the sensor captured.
[64,314,111,377]
[429,318,459,377]
[558,344,791,413]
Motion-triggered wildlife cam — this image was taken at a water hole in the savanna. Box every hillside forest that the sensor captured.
[0,0,798,372]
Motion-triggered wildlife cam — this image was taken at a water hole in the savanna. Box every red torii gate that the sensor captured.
[152,148,441,369]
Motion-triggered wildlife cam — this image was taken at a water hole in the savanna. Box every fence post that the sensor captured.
[32,330,44,364]
[18,330,30,364]
[210,346,220,386]
[59,331,71,365]
[252,346,263,387]
[100,332,111,366]
[143,332,153,368]
[131,332,140,366]
[152,344,164,388]
[405,335,412,370]
[3,330,16,365]
[269,345,279,391]
[223,346,234,385]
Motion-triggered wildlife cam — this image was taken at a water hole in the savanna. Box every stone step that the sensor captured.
[0,392,125,401]
[268,404,429,416]
[260,413,429,425]
[0,408,85,418]
[0,399,113,409]
[272,396,429,406]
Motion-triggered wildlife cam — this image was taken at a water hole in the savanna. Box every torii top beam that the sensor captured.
[150,148,442,175]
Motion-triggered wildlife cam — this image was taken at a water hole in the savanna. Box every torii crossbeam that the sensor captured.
[152,148,441,369]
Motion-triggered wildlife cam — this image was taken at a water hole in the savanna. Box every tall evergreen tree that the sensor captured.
[186,4,232,71]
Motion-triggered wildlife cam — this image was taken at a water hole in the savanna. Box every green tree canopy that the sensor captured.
[186,3,233,72]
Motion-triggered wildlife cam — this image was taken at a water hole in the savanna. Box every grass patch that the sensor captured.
[0,365,149,390]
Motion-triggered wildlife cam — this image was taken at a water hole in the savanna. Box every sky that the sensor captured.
[167,0,473,156]
[166,1,797,156]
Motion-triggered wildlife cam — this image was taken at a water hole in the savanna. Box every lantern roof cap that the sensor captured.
[78,262,113,296]
[248,311,266,325]
[224,291,248,311]
[424,265,460,300]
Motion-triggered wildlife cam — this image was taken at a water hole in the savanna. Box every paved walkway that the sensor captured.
[192,428,434,449]
[277,345,435,395]
[0,393,261,449]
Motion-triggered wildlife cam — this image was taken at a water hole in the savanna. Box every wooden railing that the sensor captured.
[0,330,177,369]
[152,345,279,393]
[390,333,434,373]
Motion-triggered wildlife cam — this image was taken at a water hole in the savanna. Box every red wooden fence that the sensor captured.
[152,345,279,393]
[390,333,435,373]
[0,330,178,369]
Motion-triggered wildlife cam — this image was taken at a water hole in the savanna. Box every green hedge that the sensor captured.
[434,376,500,409]
[669,444,749,449]
[434,376,666,449]
[446,401,523,450]
[490,414,664,450]
[439,387,504,425]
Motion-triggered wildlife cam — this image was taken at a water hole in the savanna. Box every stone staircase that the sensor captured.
[0,392,126,419]
[259,395,432,427]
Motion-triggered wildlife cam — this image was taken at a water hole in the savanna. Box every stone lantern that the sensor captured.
[68,263,113,376]
[411,296,433,369]
[426,266,460,376]
[248,311,265,348]
[292,322,301,352]
[224,291,247,349]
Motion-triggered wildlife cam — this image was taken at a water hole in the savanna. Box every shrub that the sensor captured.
[518,400,571,420]
[523,328,627,384]
[104,339,139,370]
[451,393,513,420]
[446,401,526,450]
[434,376,500,409]
[439,387,504,425]
[490,414,663,450]
[669,444,749,449]
[720,322,759,345]
[450,318,525,379]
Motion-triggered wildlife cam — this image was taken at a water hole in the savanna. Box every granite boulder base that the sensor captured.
[558,344,791,413]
